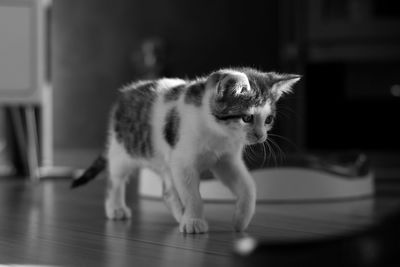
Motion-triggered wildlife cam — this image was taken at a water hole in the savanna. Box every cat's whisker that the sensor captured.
[277,112,290,120]
[269,139,282,167]
[244,145,259,166]
[268,133,300,151]
[268,139,281,167]
[261,142,267,168]
[247,144,269,168]
[278,105,295,114]
[251,145,263,166]
[264,139,277,167]
[276,109,292,120]
[268,137,286,165]
[270,139,282,164]
[270,141,278,167]
[243,146,252,163]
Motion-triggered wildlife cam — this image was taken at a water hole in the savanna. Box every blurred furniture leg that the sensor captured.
[10,103,78,180]
[10,107,28,177]
[25,106,40,181]
[10,106,40,180]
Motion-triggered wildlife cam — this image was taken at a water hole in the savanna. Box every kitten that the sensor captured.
[71,67,300,234]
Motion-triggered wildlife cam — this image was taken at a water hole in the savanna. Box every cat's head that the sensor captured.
[207,68,301,145]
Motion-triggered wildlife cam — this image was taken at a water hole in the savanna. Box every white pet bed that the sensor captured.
[139,153,374,202]
[139,167,374,202]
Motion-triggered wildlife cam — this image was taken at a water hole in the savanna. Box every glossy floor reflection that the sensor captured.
[0,177,399,266]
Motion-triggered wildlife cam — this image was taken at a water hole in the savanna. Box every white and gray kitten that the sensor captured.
[71,67,301,234]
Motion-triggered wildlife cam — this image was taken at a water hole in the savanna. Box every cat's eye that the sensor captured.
[242,114,254,123]
[265,115,274,124]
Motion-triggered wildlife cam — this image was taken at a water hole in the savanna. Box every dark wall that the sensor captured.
[53,0,137,150]
[53,0,280,150]
[132,0,280,77]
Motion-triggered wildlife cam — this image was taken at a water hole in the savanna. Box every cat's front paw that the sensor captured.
[233,201,255,232]
[233,214,251,232]
[105,204,132,220]
[179,217,209,234]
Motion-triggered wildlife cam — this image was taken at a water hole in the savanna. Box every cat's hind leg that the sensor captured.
[105,159,136,220]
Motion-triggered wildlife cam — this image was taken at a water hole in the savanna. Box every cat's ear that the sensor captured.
[270,73,301,99]
[207,70,250,99]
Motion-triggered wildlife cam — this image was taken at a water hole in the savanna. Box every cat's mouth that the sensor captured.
[246,137,267,145]
[246,135,268,145]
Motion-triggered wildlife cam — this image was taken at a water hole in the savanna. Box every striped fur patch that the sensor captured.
[184,82,206,107]
[164,84,186,102]
[164,107,180,148]
[114,81,156,157]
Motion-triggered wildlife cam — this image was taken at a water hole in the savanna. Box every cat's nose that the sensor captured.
[254,133,266,142]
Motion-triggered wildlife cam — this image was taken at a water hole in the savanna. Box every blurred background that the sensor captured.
[0,0,399,178]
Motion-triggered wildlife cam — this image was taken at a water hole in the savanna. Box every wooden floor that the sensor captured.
[1,176,400,266]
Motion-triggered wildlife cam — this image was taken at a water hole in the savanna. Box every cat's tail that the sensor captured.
[70,155,107,189]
